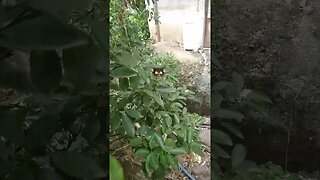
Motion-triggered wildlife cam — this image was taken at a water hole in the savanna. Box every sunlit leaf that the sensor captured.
[110,155,125,180]
[126,109,143,119]
[111,66,137,78]
[122,114,135,137]
[166,147,188,155]
[145,90,164,107]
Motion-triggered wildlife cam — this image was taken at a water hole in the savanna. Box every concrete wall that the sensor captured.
[147,0,211,48]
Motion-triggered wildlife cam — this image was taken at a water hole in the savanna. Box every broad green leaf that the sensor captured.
[39,168,64,180]
[221,122,244,139]
[160,154,170,168]
[111,66,137,78]
[135,148,150,158]
[176,96,187,100]
[115,97,130,110]
[170,102,183,109]
[129,138,142,147]
[110,112,121,131]
[143,96,152,107]
[119,78,129,90]
[122,114,135,137]
[126,109,143,119]
[176,129,185,138]
[214,109,244,122]
[167,154,178,169]
[146,152,159,173]
[164,139,176,148]
[129,76,142,89]
[167,93,179,101]
[231,144,247,168]
[110,155,125,180]
[212,129,233,146]
[51,152,106,179]
[232,71,244,93]
[158,88,176,93]
[0,15,88,50]
[149,135,157,149]
[195,117,206,126]
[190,141,203,155]
[173,114,180,124]
[119,51,139,68]
[186,129,192,144]
[213,81,233,90]
[145,90,164,107]
[154,133,165,150]
[137,125,152,136]
[157,111,169,117]
[30,50,62,93]
[166,147,188,155]
[213,144,230,159]
[165,117,172,127]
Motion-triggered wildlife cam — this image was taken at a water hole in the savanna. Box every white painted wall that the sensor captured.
[147,0,210,48]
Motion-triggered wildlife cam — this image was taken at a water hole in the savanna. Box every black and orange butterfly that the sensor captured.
[152,68,165,77]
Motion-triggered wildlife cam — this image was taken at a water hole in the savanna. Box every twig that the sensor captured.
[111,144,130,155]
[285,93,298,171]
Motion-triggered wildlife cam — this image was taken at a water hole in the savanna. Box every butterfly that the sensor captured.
[152,68,165,77]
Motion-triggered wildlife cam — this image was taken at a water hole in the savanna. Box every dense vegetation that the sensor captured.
[0,0,108,179]
[0,0,308,179]
[110,0,205,179]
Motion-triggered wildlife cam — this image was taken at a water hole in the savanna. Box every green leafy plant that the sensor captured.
[212,71,273,179]
[109,2,203,178]
[109,51,203,179]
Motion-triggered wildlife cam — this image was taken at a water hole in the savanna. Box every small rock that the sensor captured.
[203,117,210,125]
[199,129,210,146]
[191,166,210,179]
